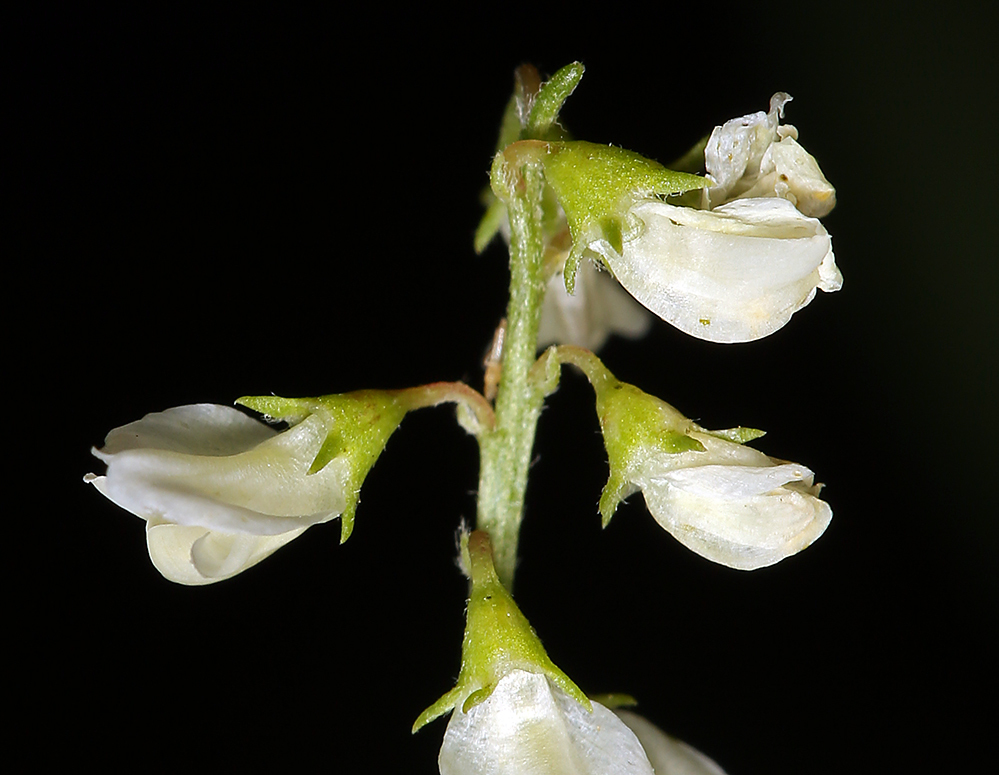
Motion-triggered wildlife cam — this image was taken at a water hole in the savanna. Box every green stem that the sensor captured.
[475,158,548,590]
[548,345,609,387]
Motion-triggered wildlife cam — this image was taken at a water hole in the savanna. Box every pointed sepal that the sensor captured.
[540,142,707,293]
[238,390,408,543]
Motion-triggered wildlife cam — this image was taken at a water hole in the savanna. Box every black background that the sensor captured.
[15,3,996,772]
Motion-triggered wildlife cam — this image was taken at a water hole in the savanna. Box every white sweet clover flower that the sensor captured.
[561,351,832,570]
[538,95,841,344]
[85,404,349,584]
[439,670,655,775]
[614,710,728,775]
[84,385,445,584]
[702,93,836,217]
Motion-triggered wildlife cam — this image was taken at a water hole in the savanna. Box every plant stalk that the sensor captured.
[475,161,548,590]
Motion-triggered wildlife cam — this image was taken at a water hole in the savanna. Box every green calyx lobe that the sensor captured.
[412,531,590,733]
[701,426,766,444]
[236,391,407,543]
[541,141,707,293]
[585,368,767,525]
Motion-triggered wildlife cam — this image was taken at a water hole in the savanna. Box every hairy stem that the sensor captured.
[475,159,547,590]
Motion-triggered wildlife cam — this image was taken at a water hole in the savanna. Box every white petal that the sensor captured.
[701,91,838,216]
[639,466,832,570]
[655,462,815,499]
[439,670,654,775]
[595,198,837,343]
[538,259,651,350]
[98,404,276,456]
[703,101,781,206]
[614,710,728,775]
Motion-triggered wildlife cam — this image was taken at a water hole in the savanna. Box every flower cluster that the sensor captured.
[86,64,839,774]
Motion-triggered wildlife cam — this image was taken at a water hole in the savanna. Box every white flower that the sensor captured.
[589,197,842,343]
[614,710,728,775]
[589,368,832,571]
[85,404,347,584]
[438,670,655,775]
[538,257,652,351]
[631,426,831,571]
[703,92,836,218]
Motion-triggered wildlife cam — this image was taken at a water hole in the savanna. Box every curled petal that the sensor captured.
[538,258,651,351]
[593,198,840,342]
[703,93,786,206]
[439,670,654,775]
[703,92,835,217]
[745,135,837,218]
[147,521,308,585]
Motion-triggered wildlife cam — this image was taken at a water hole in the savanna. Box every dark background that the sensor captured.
[16,4,995,772]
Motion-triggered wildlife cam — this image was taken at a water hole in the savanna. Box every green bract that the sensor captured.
[474,63,579,254]
[525,61,584,139]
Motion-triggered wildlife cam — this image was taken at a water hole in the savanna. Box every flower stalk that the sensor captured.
[396,381,497,434]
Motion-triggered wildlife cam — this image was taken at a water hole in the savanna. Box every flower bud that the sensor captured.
[537,257,652,351]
